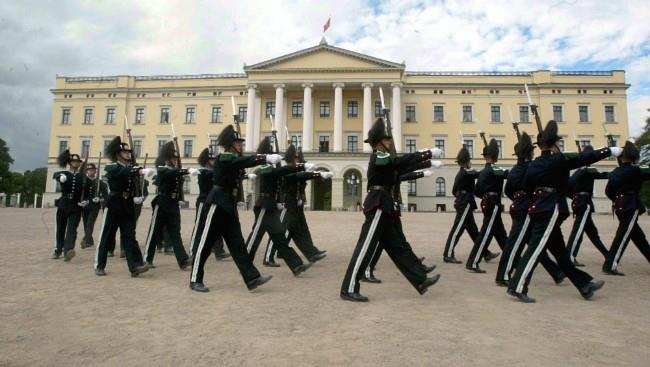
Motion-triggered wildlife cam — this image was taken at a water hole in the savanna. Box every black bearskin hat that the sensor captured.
[217,125,245,148]
[621,141,639,162]
[515,132,535,160]
[456,146,471,165]
[284,144,297,162]
[537,120,561,147]
[482,138,500,160]
[581,145,594,153]
[57,149,70,168]
[364,118,392,146]
[256,137,273,155]
[197,147,214,167]
[156,141,176,166]
[104,136,131,162]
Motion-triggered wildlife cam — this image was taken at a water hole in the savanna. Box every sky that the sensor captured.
[0,0,648,171]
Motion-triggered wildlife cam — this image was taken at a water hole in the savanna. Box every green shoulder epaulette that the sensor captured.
[586,167,599,174]
[104,163,118,172]
[156,165,170,172]
[260,164,273,174]
[492,167,507,176]
[562,152,579,159]
[375,152,392,166]
[219,152,235,162]
[640,165,650,174]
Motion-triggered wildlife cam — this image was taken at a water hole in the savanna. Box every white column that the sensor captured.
[274,84,286,151]
[391,82,403,152]
[245,84,257,152]
[333,83,345,152]
[362,82,374,153]
[301,83,314,152]
[254,91,261,145]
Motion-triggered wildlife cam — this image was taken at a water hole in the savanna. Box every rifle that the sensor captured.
[140,153,148,196]
[170,123,184,202]
[508,105,522,141]
[124,114,142,197]
[79,149,90,202]
[572,126,581,152]
[602,123,616,147]
[379,87,403,208]
[231,96,246,203]
[96,152,102,199]
[524,83,544,135]
[269,114,284,204]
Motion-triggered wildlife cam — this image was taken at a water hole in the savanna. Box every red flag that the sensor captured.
[323,17,331,32]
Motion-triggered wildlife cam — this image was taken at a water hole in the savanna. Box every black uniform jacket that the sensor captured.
[605,162,650,215]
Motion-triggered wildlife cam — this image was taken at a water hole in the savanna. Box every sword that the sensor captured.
[508,105,521,141]
[572,126,581,151]
[524,83,544,134]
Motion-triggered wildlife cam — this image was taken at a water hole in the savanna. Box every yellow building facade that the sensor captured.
[46,40,629,211]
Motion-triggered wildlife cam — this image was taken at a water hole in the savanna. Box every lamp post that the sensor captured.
[346,173,360,211]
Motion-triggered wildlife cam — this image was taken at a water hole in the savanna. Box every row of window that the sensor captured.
[61,105,243,125]
[406,177,446,197]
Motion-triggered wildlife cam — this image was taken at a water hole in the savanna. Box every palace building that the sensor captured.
[46,39,630,212]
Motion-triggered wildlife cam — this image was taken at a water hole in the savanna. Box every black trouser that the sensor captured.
[264,205,320,263]
[496,214,564,283]
[54,206,82,254]
[81,203,101,246]
[466,204,507,269]
[603,210,650,271]
[143,199,189,267]
[190,204,261,286]
[190,201,226,260]
[105,203,143,254]
[245,206,304,271]
[341,209,427,295]
[95,197,145,272]
[443,205,479,259]
[509,206,593,295]
[567,206,609,261]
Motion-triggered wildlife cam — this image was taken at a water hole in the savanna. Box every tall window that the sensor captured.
[320,101,330,117]
[435,177,446,197]
[519,105,529,123]
[160,107,170,124]
[405,138,417,153]
[158,140,167,153]
[61,108,71,125]
[83,108,93,124]
[490,105,501,122]
[578,139,592,150]
[135,108,144,124]
[81,140,91,157]
[347,101,359,118]
[605,105,615,123]
[347,136,359,152]
[58,140,68,154]
[238,106,247,122]
[183,139,193,158]
[266,102,275,118]
[405,104,416,122]
[183,176,191,194]
[290,135,302,149]
[463,139,474,158]
[375,101,382,117]
[462,105,473,122]
[105,108,115,125]
[319,135,330,152]
[210,138,219,154]
[185,107,196,124]
[434,139,445,158]
[433,105,444,122]
[104,139,112,150]
[292,101,303,118]
[211,106,222,123]
[495,139,503,158]
[557,138,565,152]
[408,180,417,196]
[579,105,589,122]
[132,139,142,159]
[553,105,564,122]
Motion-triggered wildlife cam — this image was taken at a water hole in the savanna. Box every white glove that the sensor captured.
[188,168,200,176]
[276,203,284,211]
[422,170,433,177]
[266,154,282,165]
[429,148,443,158]
[319,171,334,180]
[59,175,67,183]
[140,168,155,178]
[609,147,623,157]
[431,160,443,168]
[246,173,257,180]
[304,162,316,171]
[78,200,89,207]
[92,197,100,203]
[133,196,144,205]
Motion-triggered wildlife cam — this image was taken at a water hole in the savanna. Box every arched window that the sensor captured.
[435,177,446,197]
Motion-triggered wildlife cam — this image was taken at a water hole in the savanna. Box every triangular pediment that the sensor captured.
[245,42,404,72]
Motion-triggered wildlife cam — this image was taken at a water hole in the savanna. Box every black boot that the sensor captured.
[263,260,281,267]
[507,289,536,303]
[247,275,273,291]
[190,282,210,292]
[63,250,76,262]
[340,292,369,302]
[292,263,312,277]
[443,256,462,264]
[360,275,382,283]
[417,274,441,295]
[580,279,605,300]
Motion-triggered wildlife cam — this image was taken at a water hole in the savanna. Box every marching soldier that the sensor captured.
[51,150,85,261]
[245,138,313,276]
[262,145,329,267]
[142,141,192,270]
[602,141,650,275]
[443,146,479,263]
[495,133,565,286]
[80,163,108,249]
[189,125,274,292]
[107,172,148,258]
[465,139,507,273]
[566,145,610,266]
[94,136,153,277]
[340,119,440,302]
[507,121,618,302]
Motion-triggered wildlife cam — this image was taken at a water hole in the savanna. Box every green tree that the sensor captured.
[636,110,650,206]
[21,167,47,206]
[0,138,14,193]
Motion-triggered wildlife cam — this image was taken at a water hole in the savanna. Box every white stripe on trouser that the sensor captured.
[94,209,109,269]
[472,206,499,268]
[503,215,531,281]
[189,202,204,257]
[247,208,266,254]
[54,209,59,250]
[191,204,216,282]
[447,205,470,257]
[612,210,638,269]
[569,205,590,262]
[515,206,559,293]
[348,209,383,294]
[265,207,287,261]
[143,205,160,259]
